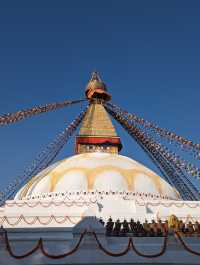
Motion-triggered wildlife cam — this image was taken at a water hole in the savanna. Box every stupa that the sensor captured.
[0,73,200,264]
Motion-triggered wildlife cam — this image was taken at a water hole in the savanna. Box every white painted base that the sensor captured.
[0,193,200,228]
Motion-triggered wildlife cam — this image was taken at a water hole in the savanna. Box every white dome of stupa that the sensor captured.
[15,152,180,200]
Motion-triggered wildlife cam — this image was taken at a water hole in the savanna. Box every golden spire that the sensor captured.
[79,103,118,137]
[75,72,122,154]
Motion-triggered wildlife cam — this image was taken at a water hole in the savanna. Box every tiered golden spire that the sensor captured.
[75,72,122,154]
[79,103,118,137]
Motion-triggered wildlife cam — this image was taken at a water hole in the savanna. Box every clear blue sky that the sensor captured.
[0,1,200,189]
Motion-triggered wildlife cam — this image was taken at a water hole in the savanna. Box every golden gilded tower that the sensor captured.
[75,72,122,154]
